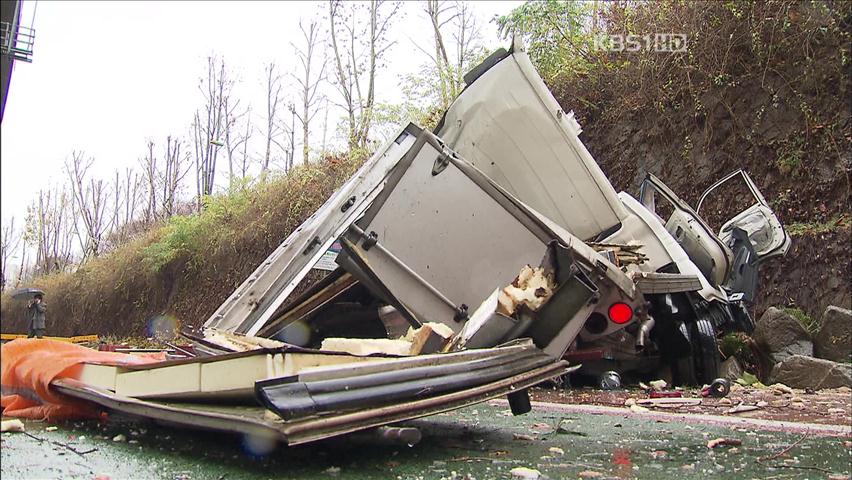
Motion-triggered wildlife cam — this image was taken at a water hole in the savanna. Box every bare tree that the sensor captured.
[328,0,400,150]
[224,100,252,186]
[26,186,75,275]
[423,0,481,110]
[140,140,158,222]
[15,237,28,287]
[451,2,479,86]
[1,217,21,291]
[66,152,113,259]
[293,20,326,165]
[111,169,122,237]
[286,102,296,171]
[192,56,234,207]
[221,92,250,189]
[122,167,143,226]
[161,135,190,216]
[238,106,253,178]
[104,166,145,250]
[260,62,289,176]
[138,136,189,221]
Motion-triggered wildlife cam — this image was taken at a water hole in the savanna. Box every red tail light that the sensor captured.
[608,302,633,324]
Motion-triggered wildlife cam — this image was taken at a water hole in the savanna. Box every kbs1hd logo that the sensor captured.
[593,33,687,53]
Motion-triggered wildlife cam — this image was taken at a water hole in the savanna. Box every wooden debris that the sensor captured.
[588,242,648,266]
[637,397,702,407]
[496,265,556,316]
[203,329,286,352]
[320,338,413,356]
[405,322,454,355]
[726,401,762,414]
[707,438,742,449]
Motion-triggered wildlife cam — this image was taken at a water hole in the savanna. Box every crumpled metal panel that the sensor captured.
[203,126,420,335]
[436,38,628,241]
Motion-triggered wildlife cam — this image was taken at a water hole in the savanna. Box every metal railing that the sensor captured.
[1,21,35,62]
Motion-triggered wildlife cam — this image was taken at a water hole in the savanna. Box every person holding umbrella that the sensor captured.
[27,293,47,338]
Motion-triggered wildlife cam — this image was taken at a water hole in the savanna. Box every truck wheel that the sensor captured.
[672,355,697,386]
[671,321,697,386]
[692,318,721,385]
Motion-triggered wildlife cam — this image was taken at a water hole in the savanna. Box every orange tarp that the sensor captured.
[1,339,165,420]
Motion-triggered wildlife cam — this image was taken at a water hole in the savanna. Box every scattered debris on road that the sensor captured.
[707,438,743,449]
[0,419,25,433]
[510,466,542,479]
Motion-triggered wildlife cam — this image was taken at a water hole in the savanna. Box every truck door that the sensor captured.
[696,170,791,261]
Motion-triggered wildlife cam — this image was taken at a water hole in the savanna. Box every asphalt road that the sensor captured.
[2,401,850,479]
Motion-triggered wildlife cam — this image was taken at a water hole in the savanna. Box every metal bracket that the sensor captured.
[347,224,466,321]
[432,152,451,176]
[362,231,379,251]
[453,304,469,322]
[340,195,356,213]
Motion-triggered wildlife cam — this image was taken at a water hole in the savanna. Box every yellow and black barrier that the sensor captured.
[0,334,99,343]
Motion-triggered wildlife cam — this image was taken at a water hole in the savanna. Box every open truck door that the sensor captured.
[697,169,791,261]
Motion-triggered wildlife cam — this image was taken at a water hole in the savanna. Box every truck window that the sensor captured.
[696,177,756,233]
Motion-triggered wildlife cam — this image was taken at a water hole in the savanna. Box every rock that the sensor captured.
[769,383,794,395]
[0,419,25,433]
[814,306,852,363]
[510,467,542,479]
[649,379,668,391]
[578,471,602,478]
[753,307,812,363]
[768,355,852,389]
[112,434,126,442]
[719,356,744,381]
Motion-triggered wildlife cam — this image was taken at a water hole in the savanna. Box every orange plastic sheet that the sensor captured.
[1,339,166,420]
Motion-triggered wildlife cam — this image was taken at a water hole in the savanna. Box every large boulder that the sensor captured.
[768,355,852,389]
[719,356,744,381]
[814,306,852,363]
[753,307,813,363]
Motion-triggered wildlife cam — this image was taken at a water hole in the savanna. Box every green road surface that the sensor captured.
[2,402,850,479]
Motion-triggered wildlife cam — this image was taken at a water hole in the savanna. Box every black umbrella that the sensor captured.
[11,288,45,300]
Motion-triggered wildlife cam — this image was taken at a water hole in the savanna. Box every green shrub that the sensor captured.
[141,185,254,272]
[781,307,819,335]
[720,332,750,359]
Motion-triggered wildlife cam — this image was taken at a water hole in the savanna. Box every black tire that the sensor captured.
[671,322,697,386]
[672,355,697,386]
[692,317,721,385]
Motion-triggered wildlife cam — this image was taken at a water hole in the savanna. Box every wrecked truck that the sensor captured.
[202,38,789,386]
[39,39,791,448]
[51,38,790,444]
